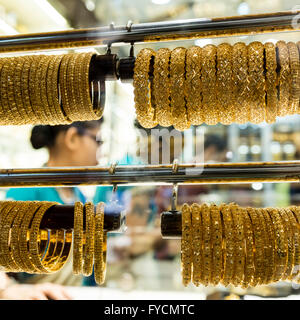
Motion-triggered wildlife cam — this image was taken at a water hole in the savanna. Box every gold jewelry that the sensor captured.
[287,42,300,114]
[217,43,234,125]
[54,229,72,271]
[133,48,158,128]
[181,203,192,286]
[256,207,268,284]
[276,41,291,117]
[264,42,278,123]
[201,203,212,286]
[185,46,203,125]
[94,202,106,285]
[73,201,84,275]
[247,41,265,124]
[201,44,218,125]
[170,47,190,131]
[288,206,300,282]
[153,48,172,127]
[82,202,95,276]
[232,42,249,124]
[191,203,202,286]
[210,204,223,286]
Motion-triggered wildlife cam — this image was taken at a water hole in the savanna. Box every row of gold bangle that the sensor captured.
[0,52,102,125]
[72,201,107,285]
[181,202,300,288]
[134,40,300,130]
[0,200,72,273]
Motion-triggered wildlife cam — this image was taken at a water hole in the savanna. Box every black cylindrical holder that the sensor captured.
[40,204,125,233]
[160,210,182,239]
[118,56,135,82]
[89,54,119,81]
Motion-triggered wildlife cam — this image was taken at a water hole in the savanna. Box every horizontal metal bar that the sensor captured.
[0,11,298,53]
[0,161,300,187]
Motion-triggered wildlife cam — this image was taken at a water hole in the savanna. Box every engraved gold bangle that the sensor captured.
[181,203,192,286]
[264,42,278,124]
[217,43,234,125]
[170,47,190,131]
[133,48,158,128]
[201,203,212,286]
[0,58,6,124]
[73,201,84,275]
[288,206,300,282]
[232,42,249,124]
[287,42,300,114]
[185,46,203,125]
[201,44,218,125]
[276,41,291,117]
[153,48,172,127]
[191,203,202,286]
[247,41,265,124]
[82,202,95,276]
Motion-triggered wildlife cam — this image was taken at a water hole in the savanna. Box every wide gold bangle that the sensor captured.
[94,202,106,285]
[217,43,234,125]
[201,203,212,286]
[0,201,13,270]
[133,48,158,128]
[276,41,291,117]
[185,46,203,125]
[153,48,172,127]
[288,206,300,282]
[256,207,268,285]
[232,42,249,124]
[1,58,15,125]
[170,47,190,131]
[210,204,223,286]
[73,201,84,275]
[264,42,278,123]
[82,202,95,276]
[181,203,192,286]
[247,41,265,124]
[201,44,218,125]
[287,42,300,114]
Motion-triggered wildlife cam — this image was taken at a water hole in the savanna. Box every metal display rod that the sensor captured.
[1,161,300,187]
[0,11,299,53]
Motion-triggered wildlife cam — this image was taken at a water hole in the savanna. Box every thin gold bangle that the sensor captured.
[73,201,84,275]
[287,42,300,114]
[185,46,203,125]
[288,206,300,282]
[0,58,6,124]
[181,203,192,286]
[82,202,95,276]
[256,207,268,285]
[201,203,212,286]
[191,203,202,286]
[54,229,72,272]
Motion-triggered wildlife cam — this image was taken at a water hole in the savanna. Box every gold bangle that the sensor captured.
[241,206,255,288]
[256,207,268,285]
[94,202,106,285]
[247,41,265,124]
[232,42,249,124]
[181,203,192,286]
[217,43,234,125]
[210,204,223,286]
[153,48,172,127]
[82,202,95,276]
[185,46,204,125]
[276,41,291,117]
[201,44,218,125]
[264,42,278,124]
[230,203,245,287]
[0,58,6,125]
[40,229,58,267]
[288,206,300,282]
[133,48,158,128]
[287,42,300,114]
[170,47,190,131]
[267,207,288,282]
[73,201,84,275]
[201,203,212,286]
[53,229,72,272]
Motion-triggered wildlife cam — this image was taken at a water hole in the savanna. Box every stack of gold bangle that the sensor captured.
[181,202,300,288]
[134,40,300,130]
[0,52,102,125]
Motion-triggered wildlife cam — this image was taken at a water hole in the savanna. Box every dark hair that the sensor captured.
[204,134,227,152]
[30,119,103,149]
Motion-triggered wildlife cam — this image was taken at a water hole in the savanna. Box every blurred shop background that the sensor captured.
[0,0,300,300]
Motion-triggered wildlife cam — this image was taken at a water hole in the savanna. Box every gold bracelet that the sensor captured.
[170,47,190,131]
[232,42,249,124]
[82,202,95,276]
[94,202,106,285]
[256,207,268,285]
[152,48,172,127]
[201,44,218,125]
[217,43,234,125]
[185,46,203,125]
[267,207,288,282]
[276,41,291,117]
[201,203,212,286]
[241,206,255,288]
[287,42,300,114]
[133,48,158,128]
[191,203,202,286]
[0,58,6,125]
[230,203,245,287]
[264,42,278,123]
[73,201,84,275]
[54,229,72,272]
[181,203,192,286]
[247,41,265,124]
[210,204,223,286]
